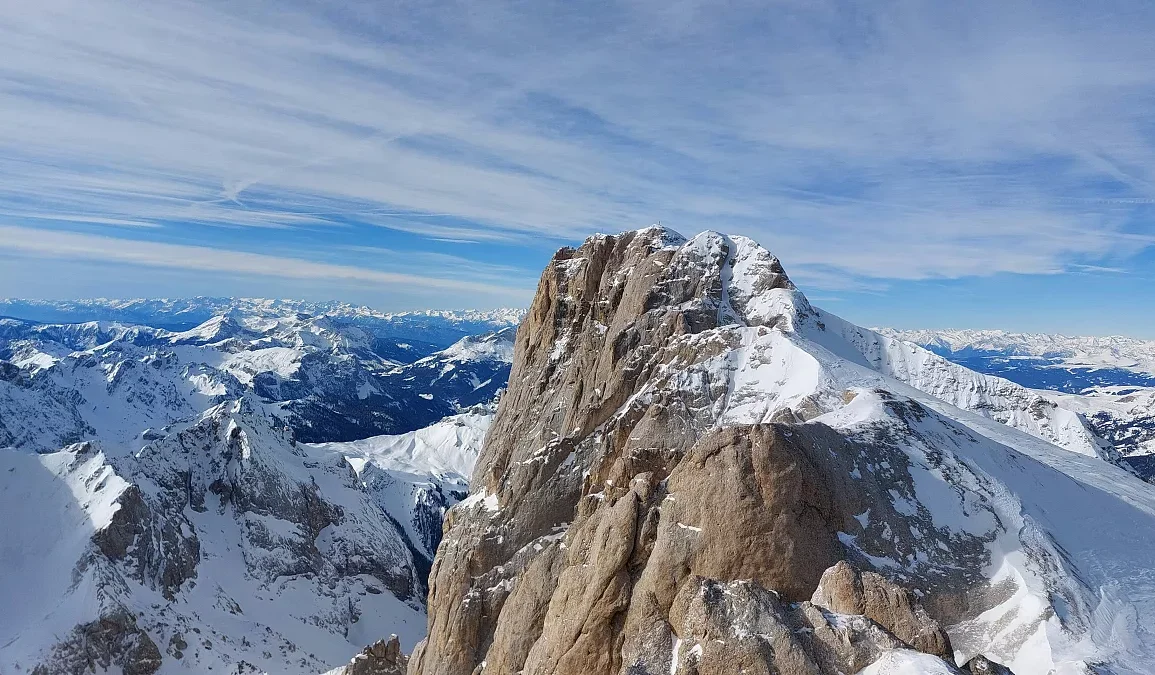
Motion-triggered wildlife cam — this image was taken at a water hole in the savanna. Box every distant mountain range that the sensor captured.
[879,327,1155,478]
[0,297,524,346]
[0,301,511,674]
[876,327,1155,391]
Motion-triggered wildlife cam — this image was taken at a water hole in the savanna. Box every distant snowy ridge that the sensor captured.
[0,312,513,450]
[877,327,1155,378]
[876,327,1155,477]
[0,297,525,346]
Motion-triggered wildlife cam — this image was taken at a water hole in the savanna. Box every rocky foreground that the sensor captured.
[410,227,1155,675]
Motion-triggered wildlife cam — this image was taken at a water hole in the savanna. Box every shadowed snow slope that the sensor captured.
[0,308,499,673]
[414,227,1155,675]
[0,398,439,674]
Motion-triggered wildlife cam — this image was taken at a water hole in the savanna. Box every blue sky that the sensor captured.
[2,0,1155,337]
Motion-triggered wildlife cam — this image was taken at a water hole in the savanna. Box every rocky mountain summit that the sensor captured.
[413,227,1155,675]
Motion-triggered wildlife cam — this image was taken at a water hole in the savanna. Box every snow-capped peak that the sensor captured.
[423,327,516,364]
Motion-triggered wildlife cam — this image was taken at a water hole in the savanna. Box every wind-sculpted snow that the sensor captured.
[415,226,1155,675]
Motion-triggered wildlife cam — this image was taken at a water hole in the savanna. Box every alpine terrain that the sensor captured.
[4,232,1155,675]
[413,227,1155,675]
[879,329,1155,480]
[0,307,510,674]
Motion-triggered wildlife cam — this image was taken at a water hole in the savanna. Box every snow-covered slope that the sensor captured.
[877,327,1155,391]
[1035,386,1155,478]
[0,398,491,674]
[379,328,514,420]
[0,306,503,674]
[811,313,1118,462]
[1,398,427,674]
[415,227,1155,675]
[0,311,515,450]
[874,327,1155,478]
[309,411,492,564]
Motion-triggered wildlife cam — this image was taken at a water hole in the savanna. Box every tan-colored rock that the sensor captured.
[32,608,162,675]
[413,229,987,675]
[812,560,954,660]
[338,635,407,675]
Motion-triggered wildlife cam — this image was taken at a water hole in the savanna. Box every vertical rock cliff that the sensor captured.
[412,227,1155,675]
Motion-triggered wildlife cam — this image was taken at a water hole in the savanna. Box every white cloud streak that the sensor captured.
[0,225,534,302]
[2,0,1155,291]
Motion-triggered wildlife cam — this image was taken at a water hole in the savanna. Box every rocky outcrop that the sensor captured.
[664,576,910,675]
[812,561,953,661]
[334,635,408,675]
[963,655,1015,674]
[32,609,162,675]
[92,482,200,600]
[411,228,980,675]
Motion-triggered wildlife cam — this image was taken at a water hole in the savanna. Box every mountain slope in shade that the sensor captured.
[0,311,514,451]
[0,400,493,674]
[413,227,1155,675]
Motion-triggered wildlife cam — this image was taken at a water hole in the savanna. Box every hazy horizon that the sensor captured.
[3,1,1155,337]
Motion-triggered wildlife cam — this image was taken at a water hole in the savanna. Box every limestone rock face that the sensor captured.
[412,226,1143,675]
[336,635,408,675]
[411,228,972,675]
[812,560,953,660]
[663,576,911,675]
[963,655,1015,674]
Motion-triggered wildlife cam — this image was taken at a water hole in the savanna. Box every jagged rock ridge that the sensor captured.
[413,227,1155,675]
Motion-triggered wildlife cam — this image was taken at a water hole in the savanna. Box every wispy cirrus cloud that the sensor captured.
[2,0,1155,305]
[0,225,534,303]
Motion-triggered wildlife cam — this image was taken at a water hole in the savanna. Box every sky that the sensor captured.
[2,0,1155,337]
